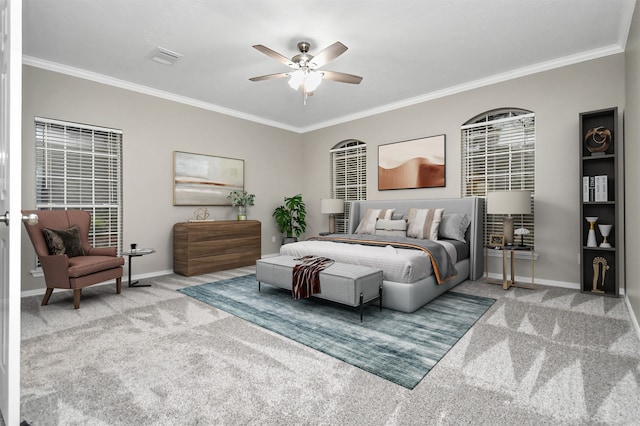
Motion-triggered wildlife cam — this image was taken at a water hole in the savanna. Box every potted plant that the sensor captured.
[227,190,255,220]
[273,194,306,244]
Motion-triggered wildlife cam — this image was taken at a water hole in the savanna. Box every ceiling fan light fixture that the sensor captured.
[288,70,305,90]
[251,40,361,104]
[305,71,323,92]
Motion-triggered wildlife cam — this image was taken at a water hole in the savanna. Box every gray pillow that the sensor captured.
[438,213,471,242]
[42,225,85,257]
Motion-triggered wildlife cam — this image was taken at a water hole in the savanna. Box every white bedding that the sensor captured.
[279,239,459,284]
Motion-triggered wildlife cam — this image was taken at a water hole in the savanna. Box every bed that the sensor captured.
[279,197,484,312]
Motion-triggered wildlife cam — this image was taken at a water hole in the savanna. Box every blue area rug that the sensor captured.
[178,274,495,389]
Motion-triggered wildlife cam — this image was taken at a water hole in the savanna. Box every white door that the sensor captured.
[0,0,22,424]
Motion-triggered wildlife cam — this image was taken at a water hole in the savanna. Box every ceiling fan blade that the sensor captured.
[322,70,363,84]
[252,44,296,68]
[249,72,290,82]
[309,42,348,69]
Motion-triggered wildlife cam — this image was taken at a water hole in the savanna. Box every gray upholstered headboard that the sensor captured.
[347,197,484,281]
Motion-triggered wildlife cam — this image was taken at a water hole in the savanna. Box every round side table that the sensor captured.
[121,248,156,287]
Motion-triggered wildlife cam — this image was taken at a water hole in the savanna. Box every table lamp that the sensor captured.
[320,198,344,234]
[487,190,531,245]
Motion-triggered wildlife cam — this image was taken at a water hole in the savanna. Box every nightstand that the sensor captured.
[485,245,534,290]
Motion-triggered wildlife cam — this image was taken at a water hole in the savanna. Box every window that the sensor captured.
[461,108,535,245]
[330,139,366,233]
[35,117,123,253]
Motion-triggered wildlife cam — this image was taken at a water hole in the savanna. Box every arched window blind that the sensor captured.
[461,108,535,245]
[330,139,366,233]
[35,117,123,253]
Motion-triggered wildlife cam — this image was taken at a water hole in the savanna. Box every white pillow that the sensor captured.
[406,208,445,240]
[355,208,395,234]
[374,218,407,237]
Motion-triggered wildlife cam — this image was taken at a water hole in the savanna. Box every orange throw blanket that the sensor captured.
[292,255,335,299]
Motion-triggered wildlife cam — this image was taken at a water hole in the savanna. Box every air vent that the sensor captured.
[151,47,182,65]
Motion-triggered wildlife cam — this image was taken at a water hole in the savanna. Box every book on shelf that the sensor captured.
[583,175,608,202]
[595,175,608,201]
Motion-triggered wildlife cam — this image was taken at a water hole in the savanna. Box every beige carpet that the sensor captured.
[20,266,640,425]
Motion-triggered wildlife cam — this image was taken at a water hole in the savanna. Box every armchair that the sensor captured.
[22,209,124,309]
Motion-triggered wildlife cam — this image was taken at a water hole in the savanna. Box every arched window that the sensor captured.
[330,139,366,233]
[461,108,535,245]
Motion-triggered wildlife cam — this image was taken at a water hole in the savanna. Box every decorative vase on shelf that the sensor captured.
[237,206,247,221]
[598,224,612,248]
[227,190,255,221]
[585,216,598,247]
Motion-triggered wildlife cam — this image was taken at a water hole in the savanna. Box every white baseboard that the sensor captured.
[21,269,174,298]
[624,295,640,341]
[484,272,579,290]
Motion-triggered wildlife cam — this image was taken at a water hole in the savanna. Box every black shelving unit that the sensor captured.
[579,107,619,297]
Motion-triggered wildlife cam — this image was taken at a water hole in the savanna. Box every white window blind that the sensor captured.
[330,139,366,233]
[35,117,123,252]
[461,109,535,245]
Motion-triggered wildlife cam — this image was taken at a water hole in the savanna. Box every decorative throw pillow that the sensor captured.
[439,213,471,242]
[406,208,445,240]
[374,219,407,237]
[355,208,396,234]
[42,225,85,257]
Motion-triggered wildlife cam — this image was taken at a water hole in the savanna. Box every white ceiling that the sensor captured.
[23,0,636,133]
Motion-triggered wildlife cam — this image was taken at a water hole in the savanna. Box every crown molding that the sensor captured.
[25,43,624,135]
[22,55,301,133]
[299,44,624,133]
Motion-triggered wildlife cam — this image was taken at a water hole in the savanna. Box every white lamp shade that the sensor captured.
[304,71,323,92]
[288,70,304,90]
[320,198,344,214]
[487,190,531,215]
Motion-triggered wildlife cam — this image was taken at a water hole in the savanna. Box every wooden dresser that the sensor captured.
[173,220,261,276]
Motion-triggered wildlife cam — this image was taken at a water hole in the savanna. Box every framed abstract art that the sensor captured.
[173,151,244,205]
[378,134,446,190]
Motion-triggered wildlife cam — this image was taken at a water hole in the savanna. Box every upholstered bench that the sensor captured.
[256,255,383,321]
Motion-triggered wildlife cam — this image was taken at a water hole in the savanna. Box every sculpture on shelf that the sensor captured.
[584,126,611,154]
[193,208,210,221]
[585,216,598,247]
[598,224,612,248]
[591,256,609,294]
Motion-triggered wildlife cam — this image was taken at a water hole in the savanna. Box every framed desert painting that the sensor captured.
[378,135,446,190]
[173,151,244,205]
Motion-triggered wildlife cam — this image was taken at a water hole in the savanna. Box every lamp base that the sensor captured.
[329,214,336,234]
[503,217,514,245]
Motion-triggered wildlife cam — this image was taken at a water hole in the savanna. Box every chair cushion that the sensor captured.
[42,225,85,257]
[68,255,124,278]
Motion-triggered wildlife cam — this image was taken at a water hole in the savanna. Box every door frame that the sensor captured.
[0,0,22,424]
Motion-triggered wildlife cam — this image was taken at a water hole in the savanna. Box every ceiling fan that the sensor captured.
[249,41,363,104]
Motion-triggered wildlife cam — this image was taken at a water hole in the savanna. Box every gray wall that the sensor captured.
[301,54,626,287]
[625,4,640,326]
[21,65,303,292]
[21,53,628,293]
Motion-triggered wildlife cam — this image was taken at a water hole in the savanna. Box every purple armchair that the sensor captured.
[22,209,124,309]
